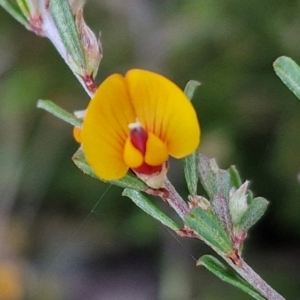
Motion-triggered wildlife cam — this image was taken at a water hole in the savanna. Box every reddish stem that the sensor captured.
[150,178,285,300]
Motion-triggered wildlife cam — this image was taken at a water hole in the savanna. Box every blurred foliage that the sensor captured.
[1,0,300,299]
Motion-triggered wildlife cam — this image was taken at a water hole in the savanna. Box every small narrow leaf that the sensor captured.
[16,0,30,19]
[198,154,231,200]
[228,165,242,189]
[72,149,148,191]
[184,207,233,254]
[184,80,201,100]
[211,194,233,237]
[37,100,82,127]
[182,80,201,195]
[183,151,198,195]
[50,0,85,71]
[197,255,265,300]
[0,0,28,25]
[247,189,254,204]
[273,56,300,101]
[238,197,269,233]
[123,188,180,231]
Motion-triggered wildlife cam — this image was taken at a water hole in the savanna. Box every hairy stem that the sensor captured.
[163,178,190,218]
[223,256,285,300]
[161,179,285,300]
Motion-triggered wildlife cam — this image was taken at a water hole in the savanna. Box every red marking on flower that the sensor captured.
[130,125,148,155]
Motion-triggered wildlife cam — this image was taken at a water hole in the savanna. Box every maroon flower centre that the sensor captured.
[129,124,163,175]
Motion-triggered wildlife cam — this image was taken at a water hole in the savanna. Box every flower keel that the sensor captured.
[122,121,168,187]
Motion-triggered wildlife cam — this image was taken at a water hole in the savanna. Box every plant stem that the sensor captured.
[222,255,285,300]
[163,178,190,218]
[161,179,285,300]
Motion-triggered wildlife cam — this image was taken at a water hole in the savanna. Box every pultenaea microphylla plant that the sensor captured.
[1,1,289,299]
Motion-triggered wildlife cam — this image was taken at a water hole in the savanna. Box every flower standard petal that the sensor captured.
[125,69,201,159]
[82,74,136,180]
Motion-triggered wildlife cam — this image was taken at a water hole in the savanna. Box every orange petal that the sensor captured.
[73,126,82,143]
[125,69,200,158]
[82,74,136,180]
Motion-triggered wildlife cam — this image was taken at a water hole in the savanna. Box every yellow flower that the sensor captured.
[81,69,200,188]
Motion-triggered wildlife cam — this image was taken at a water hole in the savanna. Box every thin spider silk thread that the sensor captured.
[45,184,113,276]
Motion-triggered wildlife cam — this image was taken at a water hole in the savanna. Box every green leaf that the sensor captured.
[72,149,148,191]
[16,0,30,19]
[228,165,242,189]
[50,0,85,72]
[37,100,82,127]
[273,56,300,101]
[182,80,201,195]
[184,80,201,100]
[0,0,28,26]
[184,207,233,254]
[198,154,231,200]
[197,255,266,300]
[247,189,254,204]
[123,188,180,231]
[183,151,198,195]
[211,194,233,236]
[238,197,269,233]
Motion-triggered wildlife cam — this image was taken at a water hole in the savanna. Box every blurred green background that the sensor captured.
[0,0,300,299]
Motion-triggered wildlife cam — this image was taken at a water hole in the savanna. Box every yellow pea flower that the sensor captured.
[81,69,200,188]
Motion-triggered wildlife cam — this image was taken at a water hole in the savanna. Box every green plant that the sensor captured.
[2,1,298,299]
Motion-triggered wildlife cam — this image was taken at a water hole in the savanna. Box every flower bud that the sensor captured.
[75,8,102,79]
[229,181,249,225]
